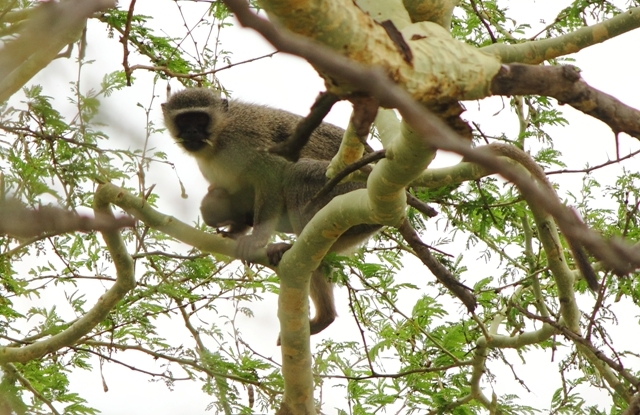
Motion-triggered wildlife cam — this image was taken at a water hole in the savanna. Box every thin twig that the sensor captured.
[121,0,136,85]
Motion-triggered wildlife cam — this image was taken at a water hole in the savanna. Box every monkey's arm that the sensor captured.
[235,178,287,261]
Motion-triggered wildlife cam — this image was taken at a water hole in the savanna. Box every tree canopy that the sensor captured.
[1,0,640,414]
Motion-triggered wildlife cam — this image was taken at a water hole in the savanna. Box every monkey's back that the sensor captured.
[223,101,345,161]
[282,159,380,237]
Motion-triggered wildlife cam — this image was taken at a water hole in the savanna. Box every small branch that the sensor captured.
[345,284,376,374]
[94,183,245,263]
[514,303,640,388]
[128,52,278,80]
[131,251,208,260]
[81,340,269,388]
[398,219,477,312]
[468,0,497,43]
[546,148,640,175]
[121,0,136,86]
[328,360,472,381]
[2,363,61,415]
[303,149,386,214]
[405,192,438,218]
[81,347,190,381]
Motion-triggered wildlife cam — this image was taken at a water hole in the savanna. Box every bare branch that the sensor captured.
[121,0,137,86]
[514,303,640,388]
[128,51,278,80]
[0,199,134,239]
[399,219,477,311]
[491,63,640,142]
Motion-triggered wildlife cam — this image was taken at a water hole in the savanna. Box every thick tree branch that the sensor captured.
[0,199,134,239]
[402,0,458,28]
[622,393,640,415]
[491,63,640,140]
[260,0,501,103]
[231,0,640,290]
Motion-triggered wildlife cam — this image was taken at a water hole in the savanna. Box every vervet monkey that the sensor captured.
[163,88,379,337]
[200,160,380,337]
[162,88,354,256]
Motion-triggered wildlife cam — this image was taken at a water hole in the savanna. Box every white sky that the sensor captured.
[8,0,640,413]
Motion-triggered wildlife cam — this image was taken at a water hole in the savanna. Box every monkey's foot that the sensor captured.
[266,242,292,266]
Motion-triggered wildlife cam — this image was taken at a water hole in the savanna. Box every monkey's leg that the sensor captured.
[236,183,286,260]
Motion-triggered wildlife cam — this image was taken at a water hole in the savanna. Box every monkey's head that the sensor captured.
[162,88,228,153]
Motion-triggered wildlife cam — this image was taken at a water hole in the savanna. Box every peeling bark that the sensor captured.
[491,63,640,139]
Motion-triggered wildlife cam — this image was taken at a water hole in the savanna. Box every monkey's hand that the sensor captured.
[215,223,251,240]
[216,228,240,239]
[266,242,293,266]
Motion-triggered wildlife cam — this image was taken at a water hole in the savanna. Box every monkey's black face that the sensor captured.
[174,112,212,152]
